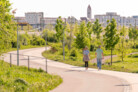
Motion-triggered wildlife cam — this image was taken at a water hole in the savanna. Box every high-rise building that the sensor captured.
[87,5,92,19]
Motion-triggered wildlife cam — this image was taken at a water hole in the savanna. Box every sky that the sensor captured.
[10,0,138,19]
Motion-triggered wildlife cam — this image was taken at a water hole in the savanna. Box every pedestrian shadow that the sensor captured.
[115,82,138,87]
[65,69,98,72]
[65,70,83,72]
[115,84,130,86]
[71,66,98,72]
[71,66,84,68]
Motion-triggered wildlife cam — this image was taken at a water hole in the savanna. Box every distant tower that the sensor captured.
[87,5,92,19]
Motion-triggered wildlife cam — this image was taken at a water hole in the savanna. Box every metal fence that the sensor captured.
[3,53,48,73]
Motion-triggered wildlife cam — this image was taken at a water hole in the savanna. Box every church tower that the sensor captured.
[87,5,92,19]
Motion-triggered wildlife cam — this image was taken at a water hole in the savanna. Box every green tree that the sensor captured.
[93,19,102,39]
[0,0,16,54]
[104,19,119,65]
[129,25,138,48]
[55,16,64,41]
[86,21,93,42]
[55,16,66,60]
[117,26,130,62]
[73,22,79,36]
[65,22,72,50]
[75,21,90,49]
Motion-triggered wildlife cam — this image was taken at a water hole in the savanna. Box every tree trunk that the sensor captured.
[111,48,112,65]
[122,52,123,62]
[122,40,123,62]
[69,30,72,50]
[134,40,136,49]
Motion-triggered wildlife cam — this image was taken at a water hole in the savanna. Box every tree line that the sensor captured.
[0,0,138,65]
[55,17,138,65]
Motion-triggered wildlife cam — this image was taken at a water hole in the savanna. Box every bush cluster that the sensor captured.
[11,33,45,48]
[42,29,58,42]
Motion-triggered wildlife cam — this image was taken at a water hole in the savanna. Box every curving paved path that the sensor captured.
[3,47,138,92]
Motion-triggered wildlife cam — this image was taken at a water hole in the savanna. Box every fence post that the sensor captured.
[10,53,12,67]
[28,56,30,70]
[46,58,47,73]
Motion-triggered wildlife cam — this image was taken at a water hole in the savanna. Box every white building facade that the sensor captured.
[25,12,44,29]
[94,12,138,27]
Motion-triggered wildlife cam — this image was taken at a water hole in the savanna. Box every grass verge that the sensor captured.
[0,45,63,92]
[0,60,62,92]
[42,42,138,73]
[104,54,138,73]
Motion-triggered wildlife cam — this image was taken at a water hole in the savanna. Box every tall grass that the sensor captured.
[0,60,62,92]
[104,54,138,73]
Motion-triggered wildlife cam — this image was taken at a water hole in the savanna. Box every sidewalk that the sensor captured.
[3,47,138,92]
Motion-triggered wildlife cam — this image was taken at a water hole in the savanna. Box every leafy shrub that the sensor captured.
[50,43,62,53]
[14,78,28,86]
[70,49,78,57]
[0,78,4,86]
[11,41,17,48]
[37,68,44,72]
[90,45,94,51]
[51,46,58,53]
[20,34,30,46]
[134,44,138,49]
[14,78,28,92]
[42,30,57,42]
[32,35,46,46]
[128,54,138,58]
[70,56,77,61]
[60,48,69,55]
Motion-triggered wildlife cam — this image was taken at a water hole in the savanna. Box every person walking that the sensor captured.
[83,46,90,70]
[95,46,104,71]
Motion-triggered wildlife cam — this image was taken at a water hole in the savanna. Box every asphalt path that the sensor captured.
[3,47,127,92]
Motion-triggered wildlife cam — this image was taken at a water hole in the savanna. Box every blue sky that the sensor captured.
[10,0,138,19]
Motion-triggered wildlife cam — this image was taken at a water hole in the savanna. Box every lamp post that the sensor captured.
[45,19,48,73]
[12,9,19,66]
[41,17,48,73]
[63,18,66,60]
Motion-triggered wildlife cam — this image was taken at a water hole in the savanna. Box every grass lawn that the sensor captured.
[0,60,62,92]
[42,43,96,67]
[104,54,138,73]
[0,45,63,92]
[42,42,138,73]
[42,42,119,66]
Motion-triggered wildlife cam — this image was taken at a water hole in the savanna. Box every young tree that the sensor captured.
[86,21,93,43]
[55,16,66,60]
[117,26,129,62]
[73,22,79,36]
[93,19,102,39]
[75,21,90,49]
[55,16,64,41]
[65,22,72,50]
[129,25,138,48]
[104,19,119,65]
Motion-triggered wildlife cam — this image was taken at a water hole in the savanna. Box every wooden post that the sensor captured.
[10,53,12,67]
[28,56,30,70]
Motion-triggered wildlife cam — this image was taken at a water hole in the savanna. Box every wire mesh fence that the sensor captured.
[1,53,48,73]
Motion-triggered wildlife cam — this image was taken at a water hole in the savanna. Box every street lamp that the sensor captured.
[41,17,48,73]
[63,18,66,60]
[12,9,19,66]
